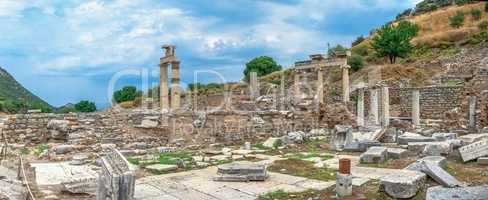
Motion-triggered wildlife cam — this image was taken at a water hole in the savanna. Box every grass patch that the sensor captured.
[268,159,336,181]
[31,144,50,156]
[159,151,193,165]
[252,142,271,150]
[285,152,334,161]
[258,190,289,200]
[20,147,30,155]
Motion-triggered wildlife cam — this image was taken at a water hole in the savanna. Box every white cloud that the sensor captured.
[0,0,27,17]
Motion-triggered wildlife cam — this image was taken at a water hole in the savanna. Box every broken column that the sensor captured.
[316,68,324,104]
[159,62,169,111]
[341,65,351,102]
[469,96,477,130]
[357,88,365,127]
[412,90,420,127]
[171,61,181,110]
[250,71,259,101]
[370,89,379,125]
[97,148,135,200]
[336,158,352,198]
[280,74,286,110]
[381,87,390,127]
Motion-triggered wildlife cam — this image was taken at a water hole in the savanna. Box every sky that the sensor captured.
[0,0,422,108]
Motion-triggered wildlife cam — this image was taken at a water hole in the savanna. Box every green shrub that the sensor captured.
[485,2,488,12]
[479,21,488,30]
[449,11,465,29]
[243,56,282,82]
[471,8,482,21]
[113,86,142,103]
[74,100,97,112]
[347,54,364,72]
[455,0,467,6]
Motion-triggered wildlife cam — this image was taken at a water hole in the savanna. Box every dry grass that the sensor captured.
[410,2,488,46]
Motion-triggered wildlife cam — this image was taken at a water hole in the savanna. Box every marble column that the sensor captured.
[250,71,259,100]
[171,61,181,110]
[370,89,379,125]
[412,90,420,127]
[342,65,351,102]
[381,87,390,127]
[357,88,365,126]
[469,96,477,129]
[159,63,169,111]
[317,68,324,104]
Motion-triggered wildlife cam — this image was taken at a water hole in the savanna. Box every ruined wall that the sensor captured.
[389,86,463,119]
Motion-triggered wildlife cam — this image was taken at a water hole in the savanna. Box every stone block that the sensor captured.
[459,140,488,162]
[387,148,408,159]
[426,186,488,200]
[213,163,268,182]
[54,144,74,154]
[380,170,426,199]
[359,146,387,164]
[458,133,488,144]
[408,142,452,155]
[432,132,457,141]
[477,157,488,165]
[421,161,460,187]
[263,137,282,149]
[397,132,435,145]
[405,156,447,171]
[145,164,178,173]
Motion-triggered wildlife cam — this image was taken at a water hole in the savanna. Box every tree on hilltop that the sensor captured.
[75,100,96,112]
[371,21,419,64]
[243,56,282,82]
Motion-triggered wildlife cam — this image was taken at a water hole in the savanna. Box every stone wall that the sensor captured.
[389,86,463,119]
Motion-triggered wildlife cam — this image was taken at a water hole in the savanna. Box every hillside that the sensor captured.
[0,66,52,113]
[349,1,488,88]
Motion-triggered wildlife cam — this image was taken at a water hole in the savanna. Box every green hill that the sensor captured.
[0,66,53,113]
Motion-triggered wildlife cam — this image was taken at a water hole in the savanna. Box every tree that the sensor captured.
[449,11,465,29]
[348,55,364,72]
[371,21,419,64]
[470,8,482,21]
[243,56,282,82]
[485,2,488,12]
[113,86,142,103]
[351,36,365,47]
[74,100,97,112]
[328,44,347,56]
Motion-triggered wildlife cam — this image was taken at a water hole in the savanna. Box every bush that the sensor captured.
[485,2,488,12]
[449,11,465,29]
[455,0,467,6]
[74,100,96,112]
[471,8,482,21]
[113,86,142,103]
[479,21,488,30]
[348,54,364,72]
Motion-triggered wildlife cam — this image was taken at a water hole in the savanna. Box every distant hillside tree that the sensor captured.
[371,21,420,64]
[113,86,142,103]
[449,11,465,28]
[75,100,96,112]
[479,21,488,30]
[328,44,348,56]
[348,55,364,72]
[471,8,482,21]
[243,56,282,82]
[351,36,365,47]
[485,2,488,12]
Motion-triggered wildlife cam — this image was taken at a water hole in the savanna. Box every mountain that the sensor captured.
[0,66,53,113]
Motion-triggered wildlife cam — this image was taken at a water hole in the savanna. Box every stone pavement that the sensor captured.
[31,162,98,187]
[134,165,335,200]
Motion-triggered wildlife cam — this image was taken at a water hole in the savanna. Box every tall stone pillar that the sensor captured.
[370,89,379,125]
[250,71,259,100]
[317,68,324,104]
[171,61,181,110]
[412,90,420,127]
[294,73,300,102]
[381,87,390,127]
[357,88,365,126]
[280,74,286,110]
[159,63,169,112]
[469,96,477,129]
[341,65,351,102]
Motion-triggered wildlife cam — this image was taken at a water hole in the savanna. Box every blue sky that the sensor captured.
[0,0,421,107]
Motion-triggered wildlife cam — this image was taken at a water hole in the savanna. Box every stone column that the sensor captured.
[280,74,286,110]
[341,65,351,102]
[171,61,181,110]
[250,71,259,100]
[294,73,300,102]
[336,158,352,197]
[370,89,379,125]
[381,87,390,127]
[412,90,420,127]
[357,88,365,127]
[317,68,324,104]
[469,96,477,129]
[159,63,169,111]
